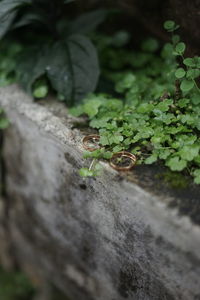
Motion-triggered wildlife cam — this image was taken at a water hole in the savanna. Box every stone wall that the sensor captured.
[0,85,200,300]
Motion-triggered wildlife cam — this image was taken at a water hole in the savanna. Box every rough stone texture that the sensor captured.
[0,85,200,300]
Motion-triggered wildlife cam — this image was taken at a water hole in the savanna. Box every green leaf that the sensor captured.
[175,68,186,79]
[110,135,124,144]
[17,36,100,104]
[194,156,200,165]
[33,85,48,99]
[186,69,200,79]
[113,145,124,153]
[191,94,200,105]
[0,118,9,129]
[137,103,153,113]
[175,42,186,55]
[180,113,195,125]
[141,38,159,53]
[155,99,173,112]
[176,134,197,146]
[193,169,200,184]
[103,151,113,159]
[69,105,84,117]
[0,0,31,39]
[83,99,102,118]
[79,168,94,177]
[17,45,49,94]
[33,78,48,98]
[115,73,136,93]
[154,112,174,124]
[83,149,104,159]
[161,43,174,58]
[179,145,200,161]
[183,58,196,67]
[166,156,187,171]
[90,117,111,129]
[172,34,180,44]
[138,127,154,138]
[145,154,158,164]
[48,36,99,104]
[112,31,131,48]
[163,20,178,32]
[0,10,16,39]
[99,135,110,146]
[12,12,43,29]
[159,149,171,160]
[177,98,189,108]
[180,79,194,92]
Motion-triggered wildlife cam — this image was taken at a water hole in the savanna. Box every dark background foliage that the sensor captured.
[0,0,108,105]
[0,0,199,106]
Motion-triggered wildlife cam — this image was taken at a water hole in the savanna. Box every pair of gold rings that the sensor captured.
[82,135,137,171]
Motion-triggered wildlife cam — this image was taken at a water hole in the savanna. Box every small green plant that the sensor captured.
[0,266,35,300]
[0,0,107,105]
[72,21,200,184]
[0,108,9,129]
[0,40,22,87]
[163,20,200,96]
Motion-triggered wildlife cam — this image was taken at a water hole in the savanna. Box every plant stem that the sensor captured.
[89,159,96,171]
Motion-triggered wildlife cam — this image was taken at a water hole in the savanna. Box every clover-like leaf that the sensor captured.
[115,73,136,93]
[180,79,194,92]
[83,98,102,118]
[186,69,200,79]
[155,99,173,112]
[175,68,186,79]
[145,154,158,164]
[79,168,95,177]
[191,94,200,105]
[179,144,200,161]
[177,98,190,108]
[137,103,153,114]
[159,149,171,160]
[193,169,200,184]
[166,156,187,171]
[183,58,196,67]
[175,42,186,55]
[163,20,179,32]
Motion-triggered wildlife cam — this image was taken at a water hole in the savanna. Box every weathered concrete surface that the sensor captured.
[0,85,200,300]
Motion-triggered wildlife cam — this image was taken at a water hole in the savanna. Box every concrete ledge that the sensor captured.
[0,85,200,300]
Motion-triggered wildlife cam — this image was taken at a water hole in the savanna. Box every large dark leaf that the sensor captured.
[0,10,16,39]
[68,9,107,35]
[47,35,100,103]
[12,12,43,29]
[45,41,73,101]
[0,0,30,18]
[17,35,100,104]
[0,0,31,38]
[66,34,100,101]
[16,44,50,92]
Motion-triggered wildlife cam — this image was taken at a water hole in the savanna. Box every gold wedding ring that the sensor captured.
[110,151,137,171]
[82,135,101,152]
